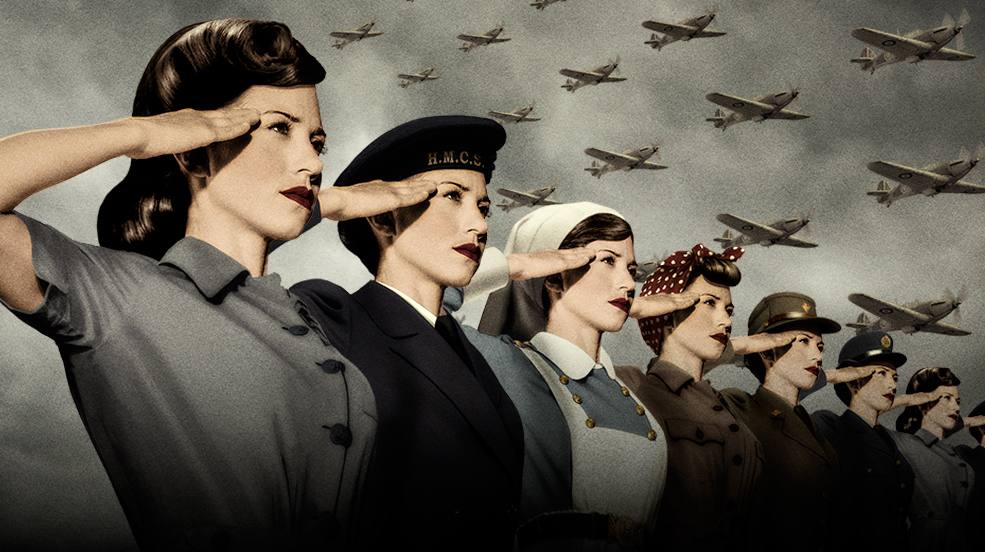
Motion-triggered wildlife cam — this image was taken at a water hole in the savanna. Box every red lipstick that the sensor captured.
[453,243,481,263]
[609,298,630,312]
[949,414,959,420]
[280,187,314,210]
[883,393,895,400]
[711,333,728,345]
[805,366,820,376]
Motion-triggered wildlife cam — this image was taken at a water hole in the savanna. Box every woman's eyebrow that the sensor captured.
[262,110,300,122]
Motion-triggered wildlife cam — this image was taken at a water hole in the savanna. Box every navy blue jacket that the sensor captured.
[292,280,524,551]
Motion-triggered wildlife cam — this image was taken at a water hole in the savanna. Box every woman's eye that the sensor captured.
[479,203,491,218]
[726,308,734,316]
[312,139,326,155]
[269,121,290,135]
[628,268,637,278]
[443,190,462,201]
[601,256,615,265]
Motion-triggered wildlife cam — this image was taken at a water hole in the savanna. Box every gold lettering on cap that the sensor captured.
[443,151,455,163]
[459,151,469,164]
[472,153,482,167]
[427,152,438,166]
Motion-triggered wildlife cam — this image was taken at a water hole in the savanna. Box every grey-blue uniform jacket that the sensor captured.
[291,279,524,551]
[814,409,913,550]
[1,214,376,551]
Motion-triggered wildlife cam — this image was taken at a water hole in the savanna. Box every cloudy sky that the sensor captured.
[1,0,982,548]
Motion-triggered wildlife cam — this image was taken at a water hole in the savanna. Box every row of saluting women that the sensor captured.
[1,18,982,552]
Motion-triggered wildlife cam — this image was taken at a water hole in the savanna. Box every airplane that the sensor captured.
[642,10,726,51]
[560,59,627,92]
[496,185,561,212]
[633,258,662,283]
[486,104,541,125]
[458,25,511,52]
[850,10,974,74]
[531,0,565,10]
[846,291,970,336]
[866,145,985,206]
[714,211,817,248]
[397,66,438,88]
[329,20,383,50]
[705,84,809,130]
[584,143,667,178]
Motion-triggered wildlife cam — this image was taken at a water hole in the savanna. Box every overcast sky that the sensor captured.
[2,0,983,549]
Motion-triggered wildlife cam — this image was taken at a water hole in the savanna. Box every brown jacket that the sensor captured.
[617,360,763,551]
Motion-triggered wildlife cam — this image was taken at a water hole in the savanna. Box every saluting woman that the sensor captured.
[464,202,667,550]
[0,19,429,550]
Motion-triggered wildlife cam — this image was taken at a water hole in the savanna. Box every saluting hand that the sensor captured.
[505,246,595,281]
[628,291,700,319]
[124,108,261,159]
[319,179,439,221]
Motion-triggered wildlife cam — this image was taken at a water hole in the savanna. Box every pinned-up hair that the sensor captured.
[896,366,961,434]
[97,19,325,259]
[543,213,634,310]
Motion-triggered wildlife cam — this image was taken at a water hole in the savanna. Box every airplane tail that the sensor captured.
[867,180,893,206]
[585,160,604,178]
[459,43,473,53]
[846,313,872,334]
[562,78,576,92]
[706,108,727,129]
[497,199,515,212]
[644,33,665,50]
[332,40,346,50]
[713,229,735,247]
[850,47,876,73]
[399,80,411,89]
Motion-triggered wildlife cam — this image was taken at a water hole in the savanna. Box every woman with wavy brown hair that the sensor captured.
[0,19,427,550]
[892,367,976,551]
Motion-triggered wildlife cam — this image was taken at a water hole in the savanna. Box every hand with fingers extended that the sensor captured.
[504,246,595,281]
[629,291,701,320]
[319,179,438,221]
[125,107,261,160]
[891,386,945,410]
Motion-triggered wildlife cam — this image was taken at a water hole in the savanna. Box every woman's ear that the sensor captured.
[366,212,397,239]
[543,273,564,295]
[759,349,775,370]
[174,148,210,178]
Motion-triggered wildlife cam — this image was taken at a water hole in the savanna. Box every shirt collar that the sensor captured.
[915,428,941,447]
[646,359,695,394]
[376,281,437,326]
[158,237,251,299]
[530,332,614,381]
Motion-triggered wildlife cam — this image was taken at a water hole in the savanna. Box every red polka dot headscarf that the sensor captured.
[638,243,744,356]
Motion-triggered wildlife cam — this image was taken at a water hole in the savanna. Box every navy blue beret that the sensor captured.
[334,115,507,187]
[838,331,907,368]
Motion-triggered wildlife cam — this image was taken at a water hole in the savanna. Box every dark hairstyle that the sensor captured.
[896,367,961,434]
[543,213,634,310]
[833,359,867,406]
[97,19,326,259]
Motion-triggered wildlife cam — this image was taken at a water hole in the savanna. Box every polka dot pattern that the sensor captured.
[638,243,744,356]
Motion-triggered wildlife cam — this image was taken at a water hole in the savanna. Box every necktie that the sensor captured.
[435,314,475,375]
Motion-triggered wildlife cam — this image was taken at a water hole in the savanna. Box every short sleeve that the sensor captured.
[2,213,142,348]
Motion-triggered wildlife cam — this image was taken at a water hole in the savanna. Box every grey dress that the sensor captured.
[891,428,975,551]
[1,214,376,551]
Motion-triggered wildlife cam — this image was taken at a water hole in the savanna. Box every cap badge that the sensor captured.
[881,335,892,348]
[802,301,811,313]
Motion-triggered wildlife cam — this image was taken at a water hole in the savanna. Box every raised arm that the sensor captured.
[0,108,259,311]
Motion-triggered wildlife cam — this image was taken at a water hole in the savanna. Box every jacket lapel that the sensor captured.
[354,282,521,480]
[756,387,829,461]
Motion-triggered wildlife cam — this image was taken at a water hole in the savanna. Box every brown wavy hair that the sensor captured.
[896,367,961,434]
[96,19,325,259]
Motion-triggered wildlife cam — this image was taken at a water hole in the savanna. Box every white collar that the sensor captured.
[530,332,615,381]
[377,281,437,327]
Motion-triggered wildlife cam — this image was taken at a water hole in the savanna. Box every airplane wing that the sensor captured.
[848,294,928,327]
[923,48,976,61]
[850,28,930,58]
[775,235,818,248]
[599,76,627,83]
[496,188,540,202]
[694,30,727,38]
[715,213,783,242]
[705,93,774,117]
[641,20,691,35]
[942,180,985,194]
[560,69,600,81]
[636,160,668,170]
[397,73,420,80]
[538,198,562,205]
[770,109,810,120]
[918,320,972,336]
[866,161,948,188]
[329,31,362,39]
[584,147,638,168]
[456,34,487,42]
[486,111,520,123]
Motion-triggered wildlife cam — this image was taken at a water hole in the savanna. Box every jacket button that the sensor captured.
[560,375,569,385]
[572,394,583,404]
[320,360,345,374]
[287,325,309,336]
[729,424,740,432]
[328,423,351,447]
[635,405,645,416]
[621,386,630,396]
[900,483,906,489]
[896,460,901,466]
[695,428,704,440]
[647,430,657,441]
[732,455,743,465]
[713,405,724,411]
[586,418,596,428]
